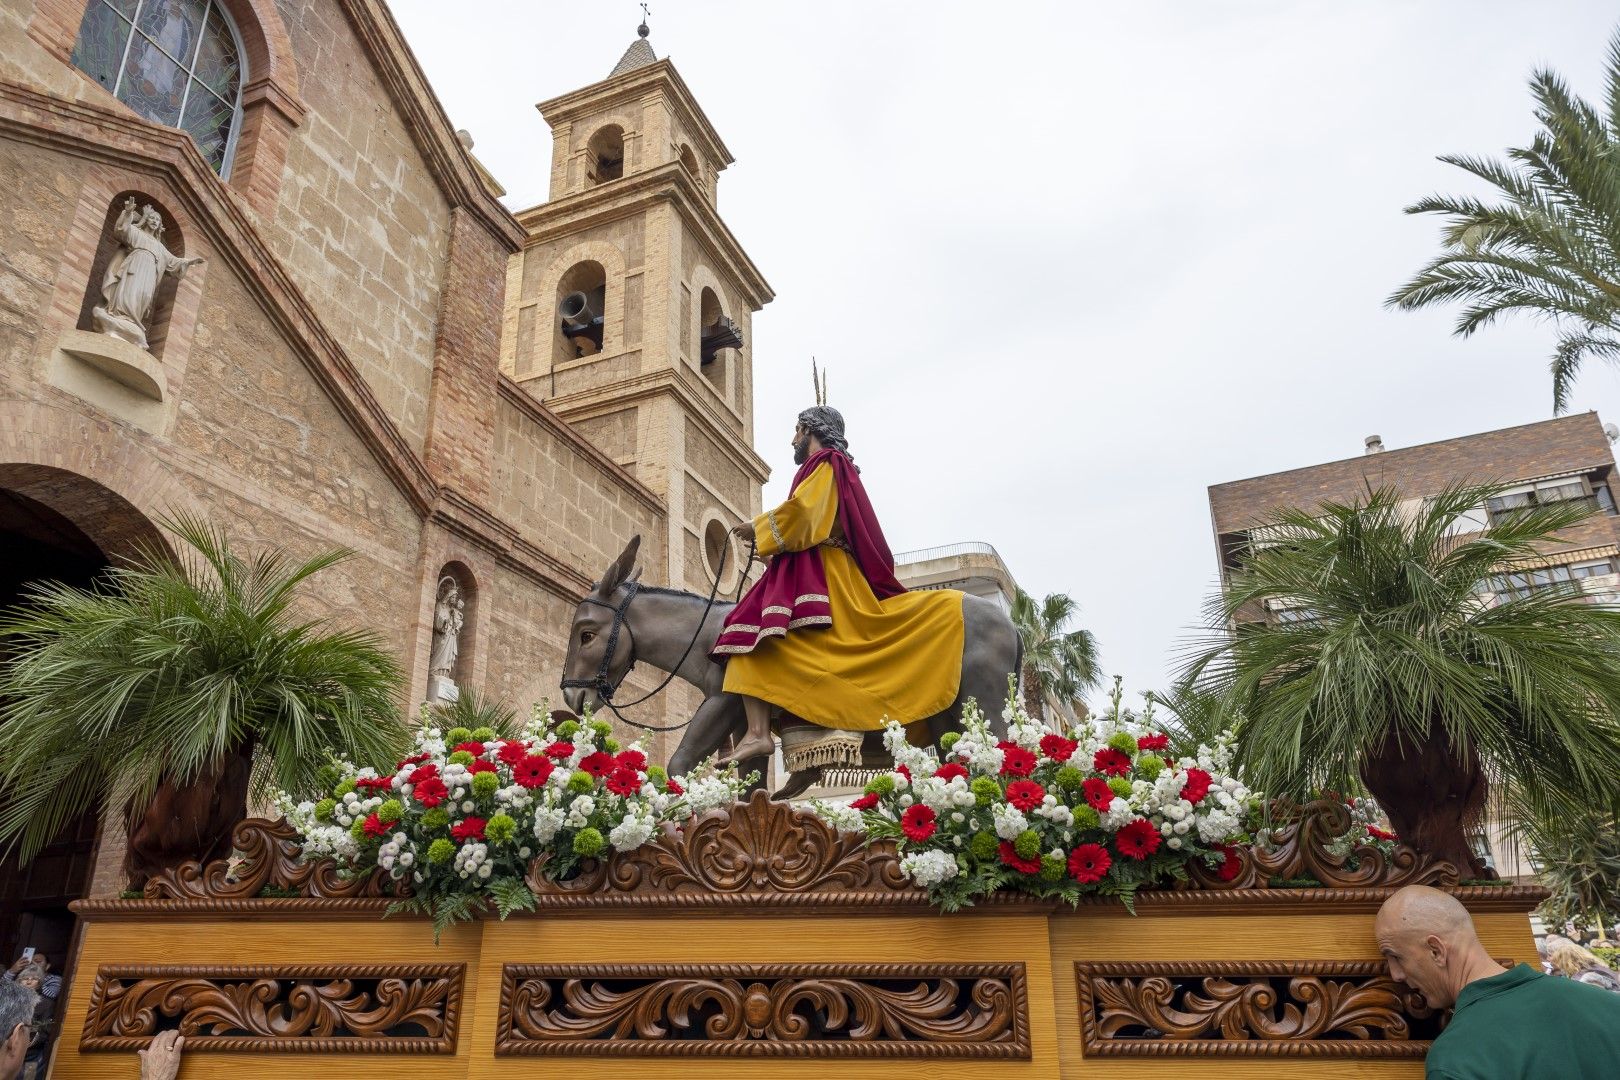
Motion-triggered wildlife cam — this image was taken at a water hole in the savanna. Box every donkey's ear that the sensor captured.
[597,534,642,595]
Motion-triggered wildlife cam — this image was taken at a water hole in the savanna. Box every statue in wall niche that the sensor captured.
[428,576,465,703]
[92,196,203,351]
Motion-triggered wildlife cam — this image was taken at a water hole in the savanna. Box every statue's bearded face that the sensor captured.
[140,208,163,233]
[792,423,811,465]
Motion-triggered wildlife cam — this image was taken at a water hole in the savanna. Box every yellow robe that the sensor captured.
[721,462,965,730]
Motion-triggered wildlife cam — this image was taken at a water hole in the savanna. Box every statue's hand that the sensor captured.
[730,522,754,543]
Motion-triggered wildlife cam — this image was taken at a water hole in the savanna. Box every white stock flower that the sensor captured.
[532,805,565,843]
[899,849,959,888]
[1102,798,1135,831]
[992,803,1028,840]
[609,811,657,851]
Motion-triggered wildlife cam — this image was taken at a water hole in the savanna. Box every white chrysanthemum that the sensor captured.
[900,849,959,887]
[992,802,1028,840]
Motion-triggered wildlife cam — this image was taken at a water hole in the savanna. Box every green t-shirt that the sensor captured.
[1427,963,1620,1079]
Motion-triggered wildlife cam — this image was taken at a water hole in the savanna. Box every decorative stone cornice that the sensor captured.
[545,367,772,486]
[514,161,773,311]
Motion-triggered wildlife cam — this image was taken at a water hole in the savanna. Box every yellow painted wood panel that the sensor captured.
[1048,908,1539,1080]
[471,913,1063,1079]
[49,918,481,1080]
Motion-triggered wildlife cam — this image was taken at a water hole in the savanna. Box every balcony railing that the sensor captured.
[893,541,1001,565]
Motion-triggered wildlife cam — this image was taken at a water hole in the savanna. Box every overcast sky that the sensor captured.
[392,0,1620,709]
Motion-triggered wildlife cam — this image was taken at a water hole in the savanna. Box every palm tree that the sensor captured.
[1512,791,1620,936]
[1145,677,1238,764]
[1182,483,1620,879]
[1010,588,1100,720]
[1388,32,1620,413]
[0,515,406,885]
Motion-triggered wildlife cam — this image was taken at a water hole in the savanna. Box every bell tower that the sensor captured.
[501,20,773,593]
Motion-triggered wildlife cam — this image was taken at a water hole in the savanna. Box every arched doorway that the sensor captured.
[0,466,163,1041]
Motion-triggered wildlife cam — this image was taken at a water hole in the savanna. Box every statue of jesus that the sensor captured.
[92,197,203,351]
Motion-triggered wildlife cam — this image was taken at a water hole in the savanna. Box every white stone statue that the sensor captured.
[92,197,203,351]
[428,576,465,702]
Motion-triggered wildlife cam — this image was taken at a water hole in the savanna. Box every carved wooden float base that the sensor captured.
[46,798,1544,1078]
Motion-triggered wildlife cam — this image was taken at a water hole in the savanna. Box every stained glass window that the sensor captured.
[70,0,245,175]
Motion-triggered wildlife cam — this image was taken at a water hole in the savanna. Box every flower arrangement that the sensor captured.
[278,706,751,934]
[811,686,1258,911]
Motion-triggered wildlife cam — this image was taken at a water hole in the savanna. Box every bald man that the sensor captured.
[1376,884,1620,1078]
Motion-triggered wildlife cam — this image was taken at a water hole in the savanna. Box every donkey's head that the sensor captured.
[561,535,642,716]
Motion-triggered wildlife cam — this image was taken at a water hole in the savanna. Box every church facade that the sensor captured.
[0,0,768,962]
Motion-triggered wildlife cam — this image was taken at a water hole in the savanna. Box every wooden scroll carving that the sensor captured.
[1185,799,1462,890]
[81,964,464,1053]
[525,790,920,909]
[495,962,1030,1057]
[144,817,402,899]
[1074,961,1441,1057]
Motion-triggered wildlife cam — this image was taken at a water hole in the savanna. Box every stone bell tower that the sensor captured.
[501,20,773,594]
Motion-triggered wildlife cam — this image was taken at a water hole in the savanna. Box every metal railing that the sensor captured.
[892,541,1001,565]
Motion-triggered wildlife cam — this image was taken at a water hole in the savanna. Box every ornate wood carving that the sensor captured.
[143,817,403,900]
[525,790,924,909]
[1074,961,1441,1057]
[495,963,1030,1057]
[80,964,463,1053]
[1186,799,1462,890]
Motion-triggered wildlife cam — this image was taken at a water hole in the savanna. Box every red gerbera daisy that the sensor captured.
[355,775,394,794]
[998,840,1042,874]
[543,741,575,760]
[450,817,486,842]
[398,751,431,769]
[1005,779,1046,812]
[452,741,485,757]
[606,766,642,796]
[1136,733,1170,751]
[1214,844,1243,881]
[1367,826,1398,843]
[579,751,616,778]
[1082,777,1116,813]
[1180,767,1213,804]
[512,755,554,790]
[999,745,1037,778]
[895,763,912,784]
[1067,843,1111,884]
[614,749,647,772]
[408,763,439,784]
[850,792,880,810]
[412,776,448,808]
[1114,818,1162,860]
[497,740,531,766]
[361,812,387,838]
[665,778,684,795]
[1039,733,1078,762]
[933,762,969,782]
[467,759,497,775]
[900,804,937,842]
[1093,747,1132,776]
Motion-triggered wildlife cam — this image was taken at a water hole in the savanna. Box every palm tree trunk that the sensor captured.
[1359,720,1491,880]
[1020,662,1046,721]
[124,739,256,888]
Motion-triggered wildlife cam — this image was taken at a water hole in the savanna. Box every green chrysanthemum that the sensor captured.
[602,737,621,752]
[1040,853,1067,882]
[470,726,497,743]
[421,808,451,830]
[939,732,961,751]
[968,831,999,860]
[471,772,500,798]
[865,774,896,796]
[485,813,517,844]
[313,798,337,822]
[567,770,595,794]
[1136,755,1165,780]
[970,776,1001,806]
[426,838,455,864]
[646,765,668,785]
[590,720,613,740]
[1054,766,1085,793]
[1013,830,1042,861]
[376,799,403,824]
[446,727,474,746]
[333,779,356,798]
[448,750,475,767]
[349,819,369,842]
[1073,805,1101,830]
[555,719,581,739]
[572,827,605,857]
[1107,731,1139,756]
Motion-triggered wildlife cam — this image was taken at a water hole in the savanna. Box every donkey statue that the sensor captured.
[561,535,1021,796]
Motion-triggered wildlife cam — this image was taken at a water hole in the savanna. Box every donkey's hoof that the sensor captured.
[772,769,820,801]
